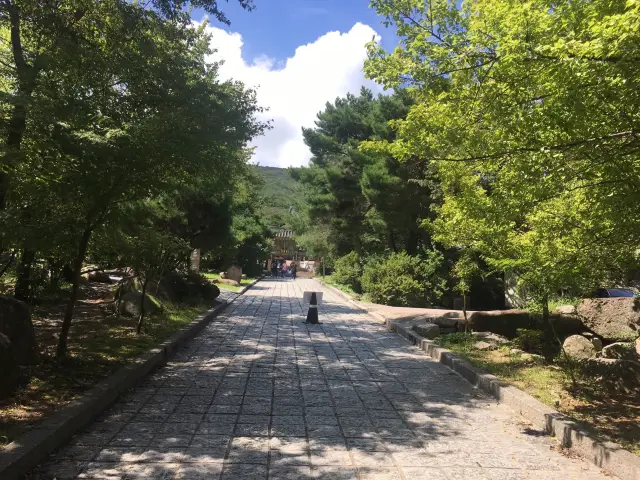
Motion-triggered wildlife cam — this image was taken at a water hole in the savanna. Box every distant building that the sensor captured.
[271,229,305,261]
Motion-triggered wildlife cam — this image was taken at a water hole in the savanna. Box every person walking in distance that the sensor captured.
[271,260,277,278]
[290,261,297,280]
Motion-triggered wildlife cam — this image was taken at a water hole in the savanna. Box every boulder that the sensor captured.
[0,333,20,398]
[119,291,160,317]
[474,341,496,351]
[412,323,440,339]
[577,297,640,341]
[562,335,596,360]
[468,310,583,338]
[429,316,466,331]
[510,348,525,355]
[87,271,113,284]
[201,282,220,302]
[554,305,577,315]
[0,295,37,364]
[590,337,604,351]
[225,265,242,283]
[601,342,637,361]
[471,331,509,346]
[521,353,545,364]
[580,358,640,393]
[155,272,220,303]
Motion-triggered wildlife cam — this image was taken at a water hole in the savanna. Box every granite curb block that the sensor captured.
[0,293,241,480]
[239,275,263,295]
[386,318,640,480]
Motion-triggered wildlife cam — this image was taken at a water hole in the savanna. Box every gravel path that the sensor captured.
[32,278,614,479]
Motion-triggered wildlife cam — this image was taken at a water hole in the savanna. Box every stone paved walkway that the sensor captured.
[33,278,614,480]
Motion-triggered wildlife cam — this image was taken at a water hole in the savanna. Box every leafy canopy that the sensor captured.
[364,0,640,301]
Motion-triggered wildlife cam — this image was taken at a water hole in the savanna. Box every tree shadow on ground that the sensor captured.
[27,279,568,479]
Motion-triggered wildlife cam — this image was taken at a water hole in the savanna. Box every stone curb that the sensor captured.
[0,284,255,480]
[315,279,369,313]
[238,276,263,295]
[313,280,640,480]
[386,318,640,480]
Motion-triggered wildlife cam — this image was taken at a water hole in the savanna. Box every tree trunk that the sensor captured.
[14,249,35,301]
[136,277,149,334]
[463,293,469,333]
[1,2,37,209]
[0,251,16,278]
[56,227,92,359]
[387,229,397,253]
[405,224,419,256]
[543,295,578,388]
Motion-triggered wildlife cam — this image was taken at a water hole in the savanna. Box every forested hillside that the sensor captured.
[254,165,303,228]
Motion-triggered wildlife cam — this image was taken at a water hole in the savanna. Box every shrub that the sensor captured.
[361,250,446,307]
[332,252,363,292]
[513,328,545,354]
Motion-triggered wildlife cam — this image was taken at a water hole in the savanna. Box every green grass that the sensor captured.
[321,274,362,300]
[435,332,640,455]
[201,272,256,293]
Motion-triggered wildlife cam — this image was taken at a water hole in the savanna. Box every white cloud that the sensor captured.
[201,22,383,168]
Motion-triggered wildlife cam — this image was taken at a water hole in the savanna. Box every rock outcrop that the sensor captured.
[577,297,640,341]
[412,323,440,339]
[601,342,637,361]
[0,333,19,398]
[0,295,37,364]
[119,292,161,317]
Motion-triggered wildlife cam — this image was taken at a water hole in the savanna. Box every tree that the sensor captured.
[364,0,640,316]
[0,0,259,301]
[0,2,266,358]
[292,87,434,258]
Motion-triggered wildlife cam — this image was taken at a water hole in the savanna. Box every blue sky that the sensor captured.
[192,1,396,64]
[192,1,397,168]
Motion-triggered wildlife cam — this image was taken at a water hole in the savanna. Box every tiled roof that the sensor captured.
[274,230,294,239]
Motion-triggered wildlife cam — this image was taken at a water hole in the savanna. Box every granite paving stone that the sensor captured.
[29,278,617,480]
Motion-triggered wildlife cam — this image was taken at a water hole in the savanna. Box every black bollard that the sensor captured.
[305,292,320,324]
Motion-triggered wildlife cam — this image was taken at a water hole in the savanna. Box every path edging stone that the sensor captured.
[239,276,262,295]
[0,285,253,480]
[385,317,640,480]
[312,279,640,480]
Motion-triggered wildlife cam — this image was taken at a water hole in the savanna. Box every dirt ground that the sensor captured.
[0,281,210,448]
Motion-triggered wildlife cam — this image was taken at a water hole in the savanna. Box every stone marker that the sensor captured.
[226,265,242,283]
[190,249,201,273]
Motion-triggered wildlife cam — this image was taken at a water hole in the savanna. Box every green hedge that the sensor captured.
[361,251,446,307]
[332,252,363,293]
